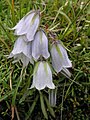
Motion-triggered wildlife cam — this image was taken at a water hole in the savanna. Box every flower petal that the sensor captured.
[30,61,55,90]
[51,44,63,73]
[32,31,41,60]
[20,53,31,67]
[32,30,50,61]
[51,42,72,73]
[45,62,55,89]
[26,13,40,41]
[8,35,34,65]
[11,10,40,41]
[58,44,72,68]
[12,11,35,35]
[41,31,50,59]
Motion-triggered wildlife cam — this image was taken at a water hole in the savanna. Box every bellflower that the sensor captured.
[30,61,55,90]
[51,41,72,73]
[12,10,40,42]
[32,30,50,61]
[8,35,33,66]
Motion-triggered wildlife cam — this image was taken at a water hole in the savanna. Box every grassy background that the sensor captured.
[0,0,90,120]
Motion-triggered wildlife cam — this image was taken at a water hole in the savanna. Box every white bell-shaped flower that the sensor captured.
[30,61,55,90]
[51,42,72,73]
[32,30,50,61]
[8,35,33,66]
[12,10,40,42]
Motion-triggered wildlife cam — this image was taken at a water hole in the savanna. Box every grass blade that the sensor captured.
[44,95,55,118]
[12,68,24,105]
[0,90,14,102]
[40,92,48,120]
[25,95,39,120]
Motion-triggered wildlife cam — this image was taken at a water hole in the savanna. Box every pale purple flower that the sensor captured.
[30,61,55,90]
[8,35,33,67]
[11,10,40,42]
[32,30,50,61]
[51,42,72,73]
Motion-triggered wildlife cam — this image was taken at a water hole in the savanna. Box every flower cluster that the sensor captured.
[9,10,72,94]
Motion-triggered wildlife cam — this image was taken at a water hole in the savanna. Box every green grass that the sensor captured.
[0,0,90,120]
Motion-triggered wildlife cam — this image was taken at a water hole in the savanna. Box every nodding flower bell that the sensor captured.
[30,61,55,90]
[32,30,50,61]
[51,41,72,73]
[12,10,40,42]
[8,35,33,67]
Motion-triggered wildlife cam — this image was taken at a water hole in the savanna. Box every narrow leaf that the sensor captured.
[12,68,23,105]
[25,95,39,120]
[19,90,30,104]
[0,90,14,102]
[40,92,48,119]
[44,95,55,118]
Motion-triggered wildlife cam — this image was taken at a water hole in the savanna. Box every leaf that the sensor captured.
[5,0,12,8]
[12,68,23,105]
[50,8,71,28]
[40,92,48,119]
[19,89,34,104]
[25,95,39,120]
[0,90,14,102]
[19,90,30,104]
[59,11,71,24]
[12,79,22,105]
[44,95,55,118]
